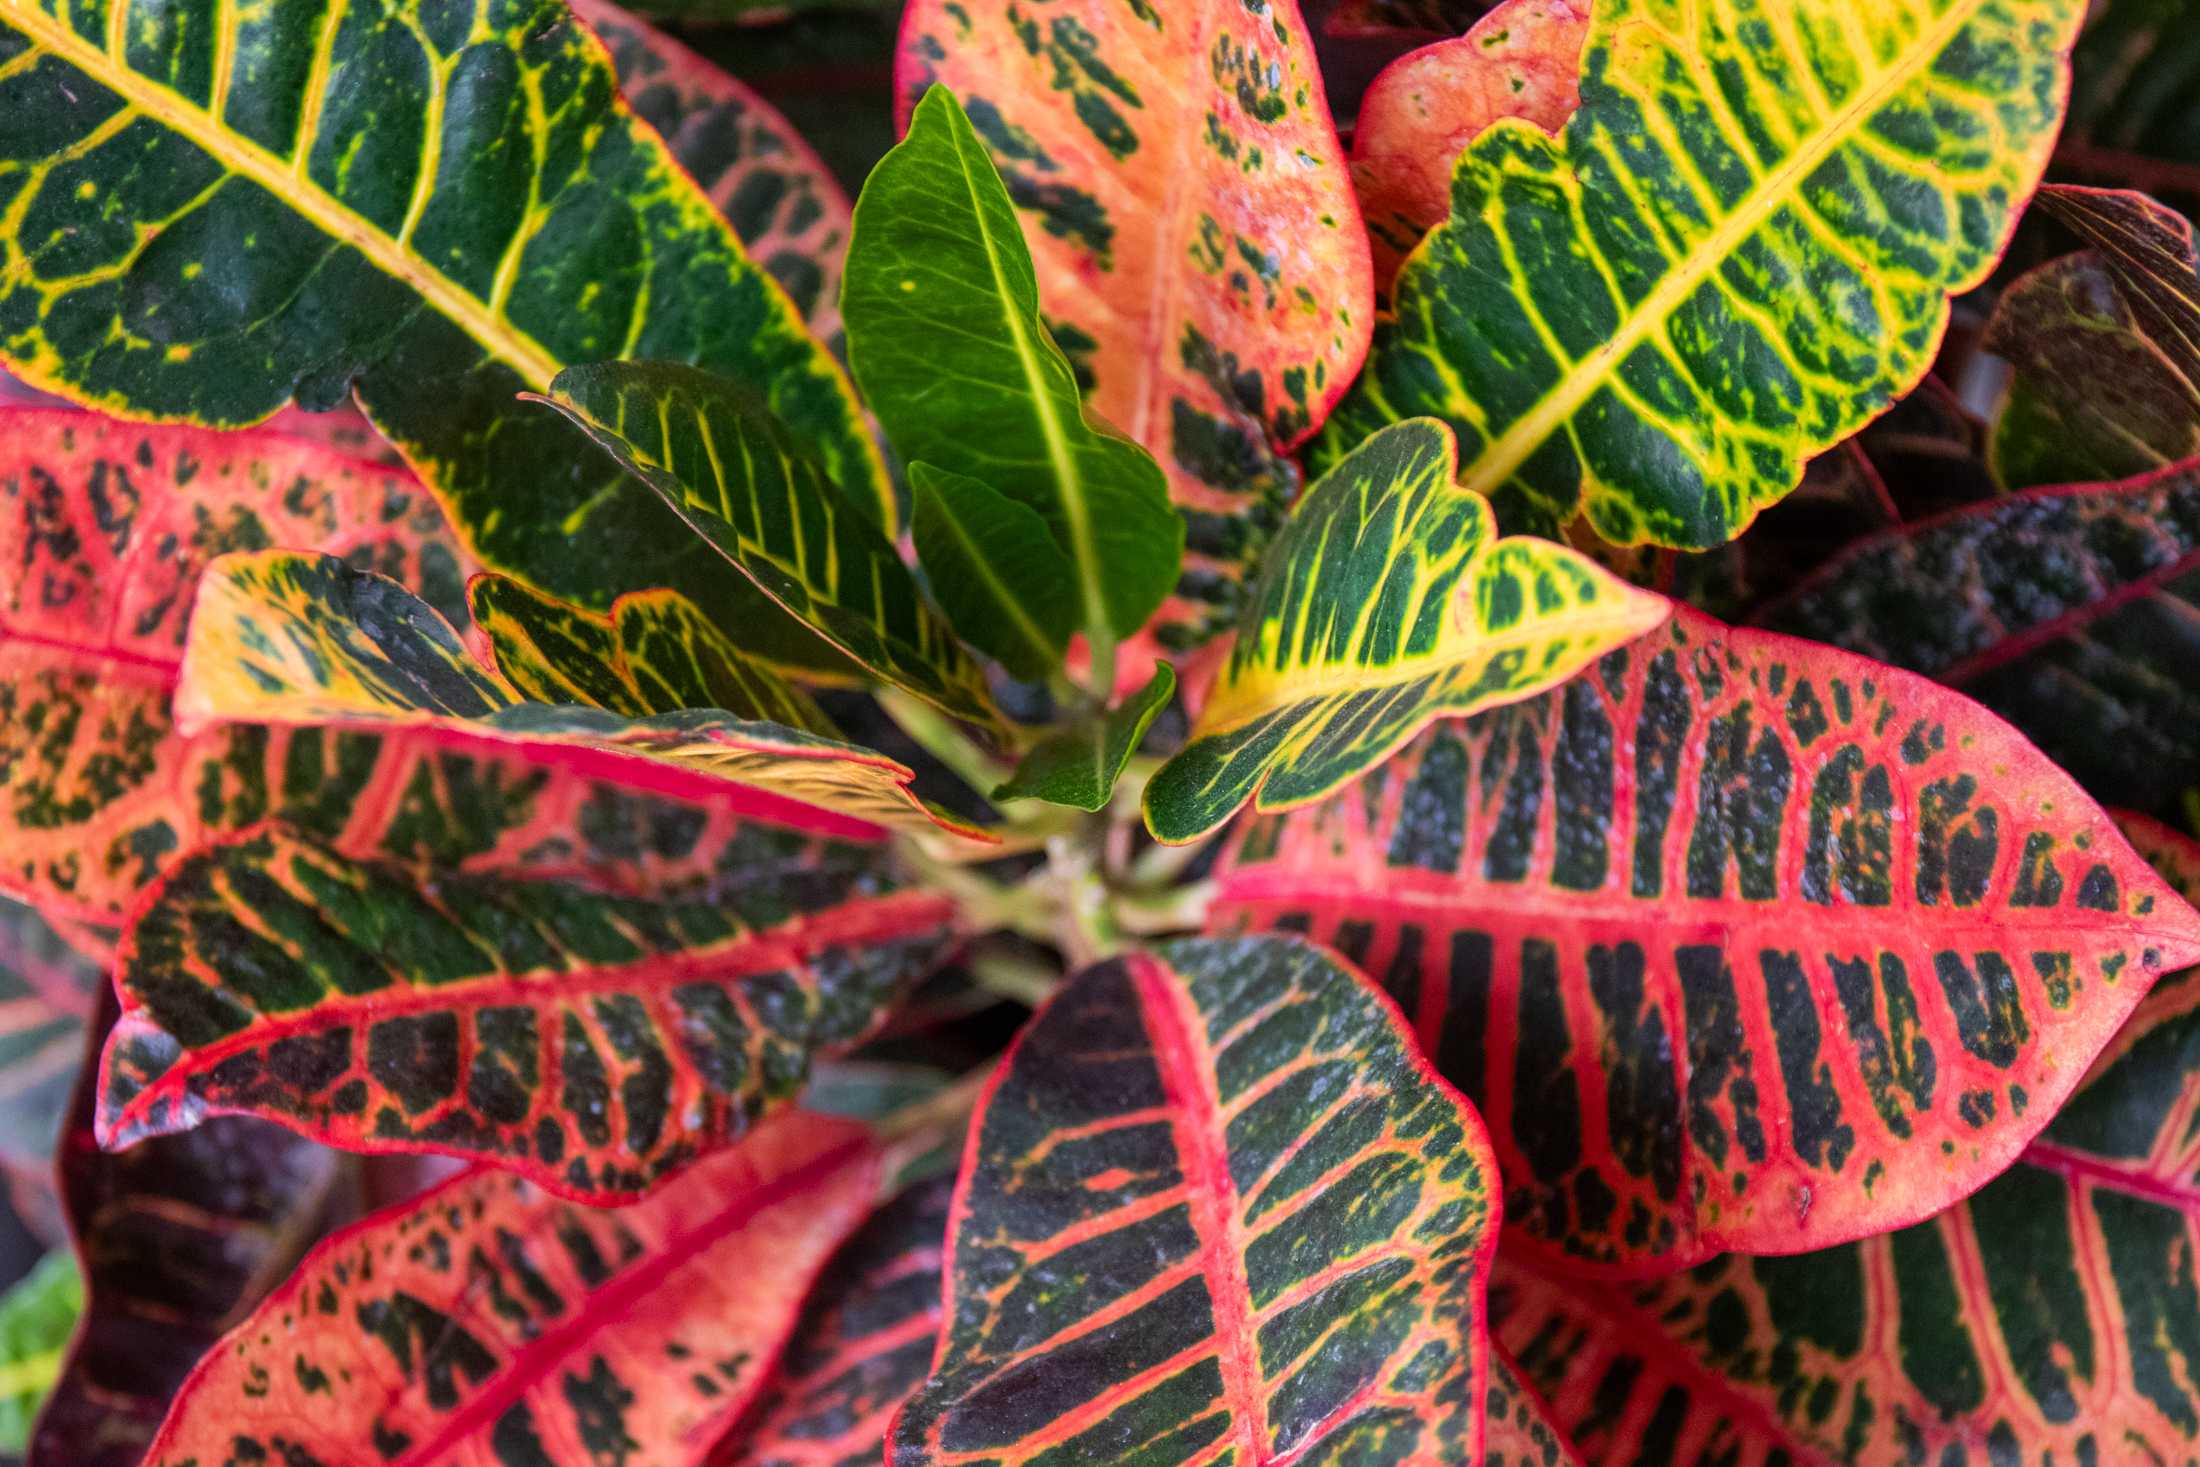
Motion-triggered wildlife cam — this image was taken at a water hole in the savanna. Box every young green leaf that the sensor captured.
[1144,419,1669,844]
[539,362,1004,730]
[909,463,1078,682]
[993,664,1175,811]
[0,1252,79,1455]
[1322,0,2088,547]
[843,87,1183,653]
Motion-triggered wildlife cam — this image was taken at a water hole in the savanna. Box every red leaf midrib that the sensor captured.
[2019,1136,2200,1210]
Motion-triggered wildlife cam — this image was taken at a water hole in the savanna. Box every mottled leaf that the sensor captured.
[539,361,1004,730]
[843,88,1182,659]
[142,1110,888,1467]
[889,935,1501,1465]
[1352,0,1588,292]
[1484,1348,1580,1467]
[993,662,1174,811]
[1144,419,1668,844]
[0,1252,80,1456]
[909,463,1079,683]
[1758,457,2200,824]
[892,0,1371,653]
[0,0,890,615]
[1209,606,2200,1273]
[1489,814,2200,1465]
[1324,0,2086,548]
[2039,185,2200,381]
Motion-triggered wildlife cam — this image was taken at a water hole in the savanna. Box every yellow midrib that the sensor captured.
[17,5,565,388]
[1463,0,1991,498]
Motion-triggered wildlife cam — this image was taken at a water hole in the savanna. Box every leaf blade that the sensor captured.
[909,463,1079,682]
[993,662,1174,811]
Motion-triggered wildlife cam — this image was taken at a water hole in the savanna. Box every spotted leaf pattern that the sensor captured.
[1487,814,2200,1466]
[1757,456,2200,825]
[0,409,482,921]
[1143,419,1669,844]
[1484,1349,1582,1467]
[142,1110,886,1467]
[893,0,1371,653]
[97,822,957,1199]
[888,935,1501,1466]
[1210,607,2200,1274]
[1323,0,2086,548]
[0,0,888,613]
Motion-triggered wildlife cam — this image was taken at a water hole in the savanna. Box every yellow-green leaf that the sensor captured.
[1144,418,1668,843]
[1322,0,2087,548]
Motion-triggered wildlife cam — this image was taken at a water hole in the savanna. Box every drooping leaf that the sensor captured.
[1488,814,2200,1465]
[0,0,891,616]
[1208,605,2200,1274]
[183,550,989,845]
[0,1252,81,1455]
[0,409,481,921]
[575,0,855,341]
[1144,419,1669,844]
[1351,0,1588,292]
[994,663,1174,811]
[888,935,1501,1465]
[908,463,1079,683]
[141,1110,888,1467]
[712,1176,951,1467]
[843,88,1182,657]
[539,362,1005,730]
[891,0,1372,653]
[2039,185,2200,381]
[0,903,97,1206]
[471,575,837,734]
[1322,0,2087,548]
[32,994,346,1467]
[1757,458,2200,824]
[97,819,957,1199]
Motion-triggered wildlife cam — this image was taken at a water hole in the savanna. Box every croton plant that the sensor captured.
[1,0,2199,1462]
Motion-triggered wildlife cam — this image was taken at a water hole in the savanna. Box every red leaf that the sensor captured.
[1211,607,2200,1274]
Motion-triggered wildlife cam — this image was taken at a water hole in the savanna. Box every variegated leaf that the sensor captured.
[1486,814,2200,1466]
[888,935,1501,1466]
[2039,186,2200,382]
[0,0,890,615]
[1209,606,2200,1274]
[893,0,1371,653]
[1323,0,2087,548]
[1757,457,2200,825]
[142,1110,888,1467]
[1485,1349,1582,1467]
[1143,418,1669,844]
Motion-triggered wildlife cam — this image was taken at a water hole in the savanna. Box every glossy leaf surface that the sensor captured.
[0,409,477,920]
[98,821,955,1199]
[889,935,1501,1465]
[144,1111,884,1467]
[892,0,1369,652]
[0,1252,80,1455]
[0,0,888,608]
[1144,419,1668,844]
[1323,0,2085,548]
[994,663,1174,811]
[1758,458,2200,825]
[1210,607,2200,1273]
[844,88,1182,651]
[541,362,1002,729]
[1490,815,2200,1465]
[908,463,1078,684]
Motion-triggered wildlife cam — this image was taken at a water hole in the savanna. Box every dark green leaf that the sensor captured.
[993,663,1174,811]
[909,462,1077,681]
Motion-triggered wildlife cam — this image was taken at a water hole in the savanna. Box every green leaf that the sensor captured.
[539,362,1004,731]
[993,663,1174,811]
[0,1252,80,1455]
[909,463,1078,682]
[0,0,890,624]
[1321,0,2088,548]
[1144,419,1669,844]
[842,87,1183,650]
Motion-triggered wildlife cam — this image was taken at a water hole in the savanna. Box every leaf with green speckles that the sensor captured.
[1209,606,2200,1274]
[887,936,1502,1466]
[0,0,888,619]
[539,361,1006,732]
[1322,0,2088,549]
[0,1251,80,1455]
[908,463,1079,684]
[994,662,1173,811]
[844,88,1182,664]
[1144,418,1668,844]
[891,0,1371,658]
[1489,813,2200,1465]
[141,1110,892,1467]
